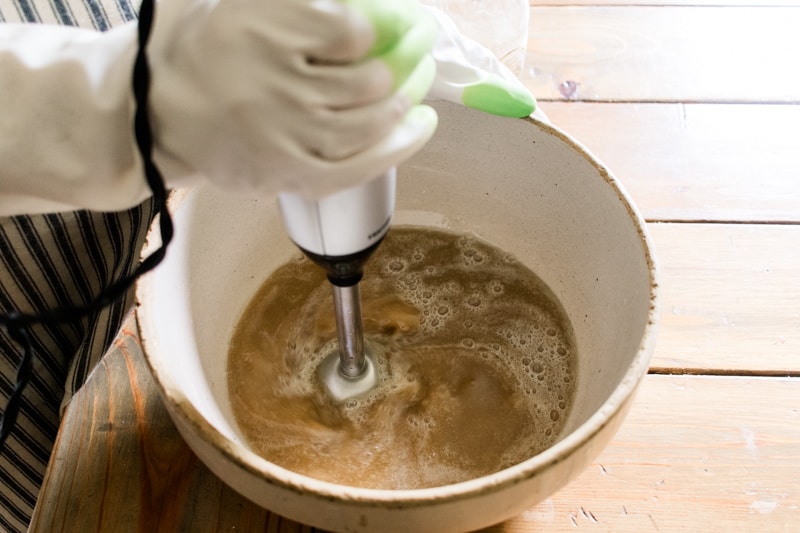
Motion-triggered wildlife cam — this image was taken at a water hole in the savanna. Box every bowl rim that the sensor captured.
[135,113,660,508]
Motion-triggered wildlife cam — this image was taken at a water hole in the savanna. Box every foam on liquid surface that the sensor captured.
[227,227,577,489]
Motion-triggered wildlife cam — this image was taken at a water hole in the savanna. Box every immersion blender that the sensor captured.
[278,169,396,401]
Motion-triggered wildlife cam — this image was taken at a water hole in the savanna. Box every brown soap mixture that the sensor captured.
[227,226,577,489]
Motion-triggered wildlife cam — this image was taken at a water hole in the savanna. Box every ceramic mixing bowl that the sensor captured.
[136,101,659,533]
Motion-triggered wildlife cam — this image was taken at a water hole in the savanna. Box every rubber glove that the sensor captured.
[149,0,438,199]
[423,5,543,120]
[0,0,438,215]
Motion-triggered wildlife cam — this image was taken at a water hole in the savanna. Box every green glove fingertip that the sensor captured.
[462,75,536,118]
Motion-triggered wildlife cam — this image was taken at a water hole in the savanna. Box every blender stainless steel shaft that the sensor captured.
[332,283,366,379]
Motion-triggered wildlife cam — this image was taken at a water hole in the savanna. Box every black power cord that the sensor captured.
[0,0,170,450]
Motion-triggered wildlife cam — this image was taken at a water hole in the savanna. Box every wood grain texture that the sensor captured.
[487,374,800,533]
[539,102,800,223]
[650,223,800,374]
[524,6,800,102]
[30,328,800,531]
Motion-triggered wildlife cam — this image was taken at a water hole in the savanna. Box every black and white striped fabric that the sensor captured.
[0,0,138,28]
[0,1,152,530]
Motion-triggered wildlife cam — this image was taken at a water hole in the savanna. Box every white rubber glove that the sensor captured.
[0,0,438,215]
[149,0,438,199]
[423,5,546,121]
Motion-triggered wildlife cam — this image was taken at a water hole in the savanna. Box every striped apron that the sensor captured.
[0,0,150,529]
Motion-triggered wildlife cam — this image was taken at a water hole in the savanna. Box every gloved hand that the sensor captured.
[0,0,438,215]
[149,0,439,199]
[423,5,545,121]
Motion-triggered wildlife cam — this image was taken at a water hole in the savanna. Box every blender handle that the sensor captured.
[278,169,396,260]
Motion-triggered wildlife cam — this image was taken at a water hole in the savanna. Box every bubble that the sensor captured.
[557,346,567,356]
[532,362,544,373]
[559,401,566,409]
[546,328,557,337]
[550,409,560,421]
[437,306,449,316]
[467,296,482,307]
[462,338,475,348]
[388,260,405,273]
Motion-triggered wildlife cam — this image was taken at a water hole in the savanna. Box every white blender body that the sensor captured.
[278,169,396,263]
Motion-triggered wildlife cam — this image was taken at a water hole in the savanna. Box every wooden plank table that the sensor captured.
[30,0,800,531]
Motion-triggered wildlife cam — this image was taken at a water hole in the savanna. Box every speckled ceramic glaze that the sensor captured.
[136,101,659,533]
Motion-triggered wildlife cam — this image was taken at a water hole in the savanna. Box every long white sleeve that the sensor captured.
[0,22,155,215]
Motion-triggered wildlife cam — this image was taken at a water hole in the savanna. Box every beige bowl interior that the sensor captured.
[137,101,658,533]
